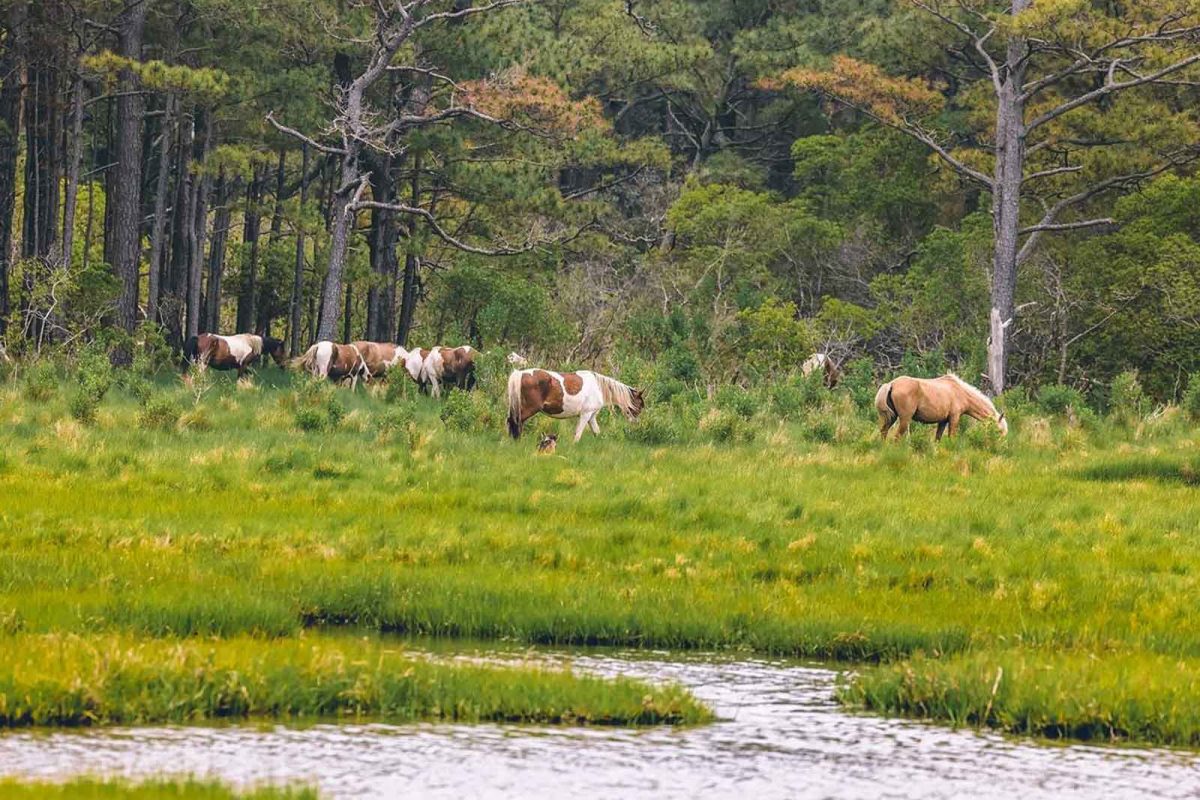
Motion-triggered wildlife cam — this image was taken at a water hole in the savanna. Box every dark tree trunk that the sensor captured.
[396,157,422,345]
[21,45,61,345]
[342,279,352,343]
[268,147,286,244]
[236,166,263,333]
[204,171,233,333]
[317,152,356,341]
[288,143,310,355]
[365,155,397,342]
[0,1,24,338]
[185,111,211,340]
[61,73,84,273]
[165,108,194,346]
[147,93,175,328]
[110,0,148,345]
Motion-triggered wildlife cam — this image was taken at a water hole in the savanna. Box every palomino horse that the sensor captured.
[352,341,407,380]
[507,368,645,442]
[293,341,370,389]
[423,345,477,397]
[876,374,1008,440]
[182,333,285,378]
[801,353,841,388]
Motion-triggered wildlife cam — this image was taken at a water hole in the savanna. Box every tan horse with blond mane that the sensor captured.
[876,374,1008,440]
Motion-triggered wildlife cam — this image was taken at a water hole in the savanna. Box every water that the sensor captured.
[1,647,1197,799]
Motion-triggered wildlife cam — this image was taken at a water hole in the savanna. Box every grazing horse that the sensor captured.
[876,374,1008,441]
[423,345,477,397]
[352,341,407,380]
[801,353,841,388]
[182,333,285,378]
[507,368,645,442]
[507,352,529,368]
[293,341,370,389]
[400,347,432,391]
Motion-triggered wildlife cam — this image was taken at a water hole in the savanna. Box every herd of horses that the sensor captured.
[181,332,1009,444]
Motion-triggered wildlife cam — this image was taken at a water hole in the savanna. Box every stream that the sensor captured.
[1,647,1197,798]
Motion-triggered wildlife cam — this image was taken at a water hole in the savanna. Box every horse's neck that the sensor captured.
[961,391,996,421]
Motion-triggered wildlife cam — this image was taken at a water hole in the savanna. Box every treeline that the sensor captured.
[0,1,1198,402]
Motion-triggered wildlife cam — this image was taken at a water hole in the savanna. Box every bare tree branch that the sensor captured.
[266,112,347,155]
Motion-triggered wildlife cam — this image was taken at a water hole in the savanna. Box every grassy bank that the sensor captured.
[2,367,1200,744]
[0,633,708,727]
[0,777,316,799]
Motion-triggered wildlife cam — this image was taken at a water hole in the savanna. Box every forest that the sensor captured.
[0,0,1199,401]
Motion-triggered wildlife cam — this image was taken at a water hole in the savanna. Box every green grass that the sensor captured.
[0,633,709,727]
[2,369,1200,744]
[0,777,317,799]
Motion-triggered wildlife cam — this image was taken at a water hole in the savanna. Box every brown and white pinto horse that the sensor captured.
[507,368,644,442]
[293,341,370,389]
[182,333,285,378]
[801,353,841,388]
[423,345,477,397]
[352,341,407,379]
[876,374,1008,440]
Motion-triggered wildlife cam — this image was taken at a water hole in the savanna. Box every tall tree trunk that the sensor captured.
[110,0,148,346]
[268,147,286,244]
[986,1,1029,396]
[342,279,352,343]
[397,157,421,345]
[365,155,396,342]
[165,107,194,346]
[316,150,358,341]
[204,171,232,333]
[21,44,61,345]
[60,73,84,273]
[147,93,175,328]
[288,144,309,355]
[185,111,211,340]
[236,166,263,333]
[0,1,24,338]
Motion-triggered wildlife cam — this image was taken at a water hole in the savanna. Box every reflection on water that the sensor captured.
[1,648,1198,799]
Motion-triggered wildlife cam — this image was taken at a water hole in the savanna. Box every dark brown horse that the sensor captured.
[182,333,285,378]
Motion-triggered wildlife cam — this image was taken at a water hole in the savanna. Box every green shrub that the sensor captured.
[1183,373,1200,421]
[379,404,415,437]
[768,383,805,419]
[802,416,837,443]
[136,394,183,431]
[293,378,345,432]
[625,404,681,445]
[1036,384,1087,416]
[699,408,755,444]
[714,385,760,419]
[1109,370,1149,424]
[440,389,498,433]
[22,361,57,402]
[839,357,878,413]
[69,346,115,425]
[68,390,100,425]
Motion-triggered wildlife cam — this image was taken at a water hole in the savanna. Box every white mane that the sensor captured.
[942,373,997,415]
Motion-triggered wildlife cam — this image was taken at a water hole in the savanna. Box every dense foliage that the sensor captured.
[0,1,1197,400]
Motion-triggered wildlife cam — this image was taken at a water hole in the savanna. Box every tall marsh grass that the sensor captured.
[0,777,318,800]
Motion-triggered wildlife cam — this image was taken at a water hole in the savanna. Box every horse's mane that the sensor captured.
[942,373,997,414]
[590,371,637,414]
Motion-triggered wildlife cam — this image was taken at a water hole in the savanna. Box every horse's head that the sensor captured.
[628,388,646,420]
[996,410,1009,436]
[263,337,287,367]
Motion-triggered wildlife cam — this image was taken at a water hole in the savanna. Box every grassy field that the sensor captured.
[1,361,1199,745]
[0,777,316,799]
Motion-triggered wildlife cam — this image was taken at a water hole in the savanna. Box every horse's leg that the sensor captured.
[588,413,600,435]
[878,413,896,440]
[895,416,911,438]
[573,415,589,443]
[936,421,948,441]
[948,413,961,437]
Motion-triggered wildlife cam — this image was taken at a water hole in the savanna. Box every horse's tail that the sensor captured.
[291,343,320,374]
[592,372,637,418]
[886,386,897,417]
[874,381,897,421]
[506,370,524,439]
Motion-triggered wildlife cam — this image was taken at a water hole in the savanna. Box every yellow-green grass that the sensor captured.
[2,372,1200,743]
[0,633,709,727]
[0,777,316,799]
[841,650,1200,746]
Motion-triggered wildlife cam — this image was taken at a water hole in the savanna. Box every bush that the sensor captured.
[440,389,498,433]
[1183,373,1200,421]
[839,357,878,414]
[801,416,837,443]
[293,378,345,432]
[699,408,755,444]
[22,361,57,402]
[768,383,805,420]
[69,346,115,425]
[67,391,99,425]
[1109,370,1149,424]
[136,394,183,431]
[625,404,682,445]
[714,386,760,419]
[1036,384,1087,416]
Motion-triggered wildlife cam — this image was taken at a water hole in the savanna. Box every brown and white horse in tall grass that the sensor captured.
[293,341,370,389]
[876,374,1008,440]
[352,341,407,379]
[507,368,644,442]
[182,333,285,378]
[422,345,477,397]
[801,353,841,388]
